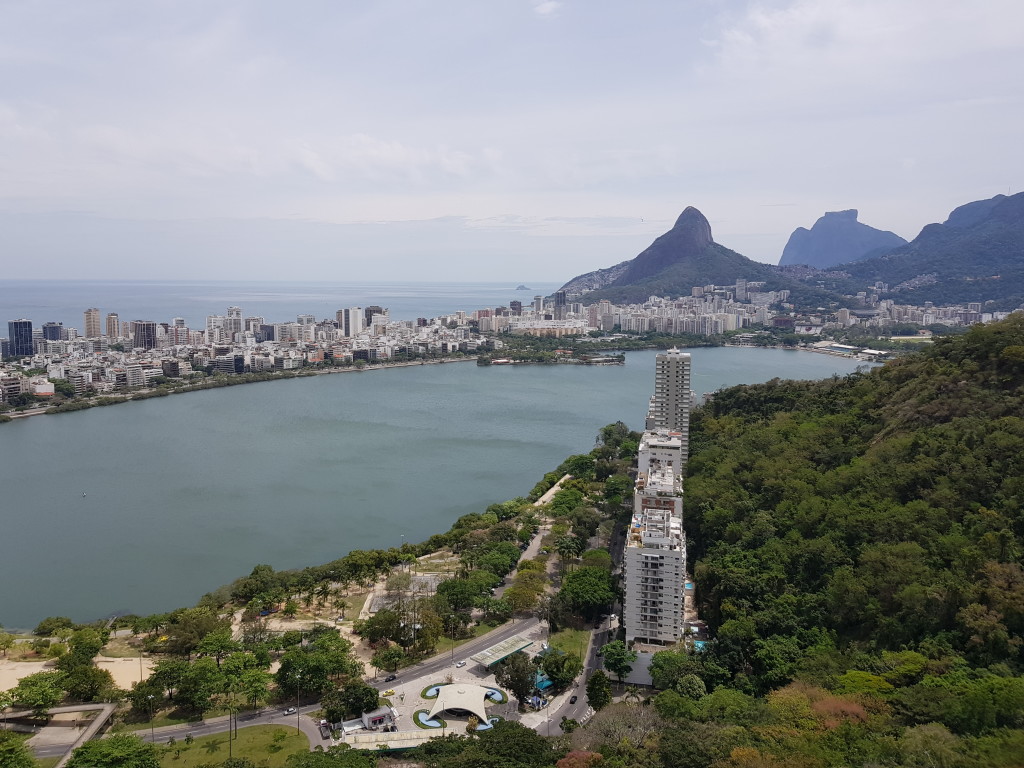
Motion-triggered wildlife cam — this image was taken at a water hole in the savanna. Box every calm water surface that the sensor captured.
[0,347,869,629]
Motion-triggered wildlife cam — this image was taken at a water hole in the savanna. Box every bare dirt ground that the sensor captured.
[0,656,154,692]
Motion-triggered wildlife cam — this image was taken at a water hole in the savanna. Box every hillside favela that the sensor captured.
[3,4,1024,768]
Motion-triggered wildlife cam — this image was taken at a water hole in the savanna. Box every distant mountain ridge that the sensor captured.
[779,209,907,269]
[558,207,781,304]
[835,191,1024,308]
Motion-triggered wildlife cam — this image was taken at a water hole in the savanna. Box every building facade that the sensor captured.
[84,308,102,339]
[7,319,34,357]
[131,320,158,350]
[644,348,693,462]
[623,350,696,646]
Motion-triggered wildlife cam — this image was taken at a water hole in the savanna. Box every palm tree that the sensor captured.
[334,596,350,620]
[554,535,584,573]
[624,686,644,707]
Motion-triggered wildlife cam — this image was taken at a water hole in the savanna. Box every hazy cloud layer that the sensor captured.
[0,0,1021,281]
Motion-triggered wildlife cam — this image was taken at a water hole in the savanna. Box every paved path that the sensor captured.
[12,703,117,765]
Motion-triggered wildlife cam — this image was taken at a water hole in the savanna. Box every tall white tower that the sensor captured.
[645,348,694,458]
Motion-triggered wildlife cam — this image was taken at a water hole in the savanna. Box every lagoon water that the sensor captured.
[0,346,869,629]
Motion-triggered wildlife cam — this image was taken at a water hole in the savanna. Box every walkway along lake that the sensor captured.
[0,347,870,629]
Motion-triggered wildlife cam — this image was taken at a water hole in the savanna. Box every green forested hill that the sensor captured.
[659,314,1024,766]
[836,191,1024,309]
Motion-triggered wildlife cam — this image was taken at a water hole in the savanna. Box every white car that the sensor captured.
[455,660,467,668]
[284,707,297,715]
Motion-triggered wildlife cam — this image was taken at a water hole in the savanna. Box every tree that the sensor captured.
[126,680,165,717]
[474,720,555,768]
[676,674,707,701]
[505,585,540,614]
[600,641,636,684]
[163,607,229,657]
[494,652,538,708]
[371,645,405,674]
[12,671,65,716]
[64,666,116,702]
[0,731,36,768]
[67,732,159,768]
[338,681,380,719]
[586,671,612,711]
[286,745,378,768]
[558,568,615,620]
[0,631,14,657]
[542,651,584,691]
[196,628,242,668]
[236,668,272,710]
[175,657,224,714]
[34,616,75,637]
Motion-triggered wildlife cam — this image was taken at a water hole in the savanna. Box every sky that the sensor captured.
[1,0,1021,283]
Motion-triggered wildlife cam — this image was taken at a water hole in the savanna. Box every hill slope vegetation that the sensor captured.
[653,314,1024,765]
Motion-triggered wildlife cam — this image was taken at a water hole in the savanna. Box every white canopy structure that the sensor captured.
[427,684,493,723]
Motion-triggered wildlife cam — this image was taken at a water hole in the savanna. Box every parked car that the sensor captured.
[455,660,467,668]
[383,674,397,682]
[570,695,578,705]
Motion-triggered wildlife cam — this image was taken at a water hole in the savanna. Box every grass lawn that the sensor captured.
[340,591,369,620]
[156,725,308,768]
[100,636,143,657]
[549,628,589,660]
[36,758,60,768]
[120,707,230,731]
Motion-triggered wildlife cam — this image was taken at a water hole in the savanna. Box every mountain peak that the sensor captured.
[672,207,714,249]
[779,209,906,269]
[823,209,859,222]
[557,205,775,302]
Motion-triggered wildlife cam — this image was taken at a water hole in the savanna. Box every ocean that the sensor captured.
[0,279,563,330]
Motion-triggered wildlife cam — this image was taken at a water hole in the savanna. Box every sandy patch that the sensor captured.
[94,657,154,689]
[0,659,53,692]
[0,657,155,693]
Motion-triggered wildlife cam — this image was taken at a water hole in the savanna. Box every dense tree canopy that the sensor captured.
[650,314,1024,765]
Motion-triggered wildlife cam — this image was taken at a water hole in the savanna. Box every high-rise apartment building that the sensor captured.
[7,319,33,357]
[84,308,102,338]
[645,348,693,460]
[105,313,120,339]
[623,352,692,646]
[341,307,363,337]
[622,430,687,645]
[554,291,567,321]
[42,322,64,341]
[225,307,243,340]
[131,320,158,350]
[206,315,225,344]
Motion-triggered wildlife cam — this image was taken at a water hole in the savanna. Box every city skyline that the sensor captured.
[1,1,1021,281]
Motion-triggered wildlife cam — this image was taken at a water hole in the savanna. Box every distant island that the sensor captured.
[515,284,532,290]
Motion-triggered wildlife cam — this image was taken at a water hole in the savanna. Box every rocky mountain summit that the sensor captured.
[778,209,907,269]
[558,207,777,303]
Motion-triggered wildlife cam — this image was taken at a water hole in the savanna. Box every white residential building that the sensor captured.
[644,348,694,463]
[624,352,692,647]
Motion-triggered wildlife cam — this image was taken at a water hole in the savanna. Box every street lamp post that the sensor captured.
[294,675,302,734]
[147,695,155,743]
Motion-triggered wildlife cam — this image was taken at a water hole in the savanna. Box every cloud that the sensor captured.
[532,1,562,17]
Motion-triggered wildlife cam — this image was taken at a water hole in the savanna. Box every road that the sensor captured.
[26,472,616,756]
